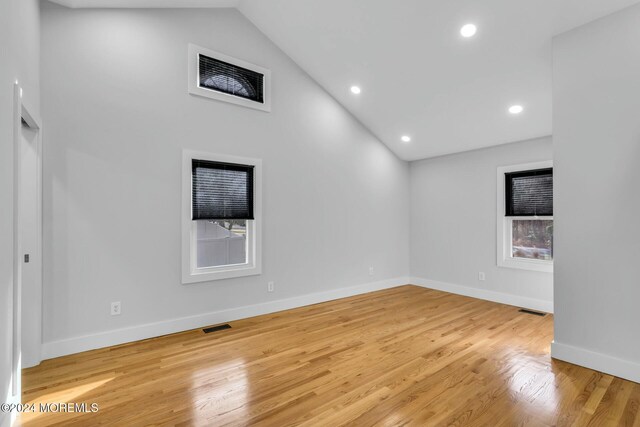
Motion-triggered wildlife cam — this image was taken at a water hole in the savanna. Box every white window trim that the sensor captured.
[182,150,262,284]
[188,43,272,113]
[496,160,553,273]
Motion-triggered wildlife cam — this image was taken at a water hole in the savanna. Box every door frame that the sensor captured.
[11,83,43,404]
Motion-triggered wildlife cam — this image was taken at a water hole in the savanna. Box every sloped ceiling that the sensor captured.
[239,0,640,160]
[48,0,239,7]
[47,0,640,160]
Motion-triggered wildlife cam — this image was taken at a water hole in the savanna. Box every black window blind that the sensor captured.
[198,54,264,104]
[505,168,553,217]
[192,160,254,221]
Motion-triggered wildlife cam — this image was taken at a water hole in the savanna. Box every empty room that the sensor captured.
[2,0,640,425]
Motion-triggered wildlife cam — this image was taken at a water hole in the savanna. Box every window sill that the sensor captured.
[182,264,261,284]
[498,258,553,273]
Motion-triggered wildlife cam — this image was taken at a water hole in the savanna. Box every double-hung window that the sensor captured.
[497,161,553,272]
[182,151,262,284]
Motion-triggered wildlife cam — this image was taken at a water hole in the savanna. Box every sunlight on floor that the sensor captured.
[20,376,114,425]
[189,358,249,424]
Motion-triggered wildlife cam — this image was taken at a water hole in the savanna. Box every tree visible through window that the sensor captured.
[505,167,553,264]
[512,219,553,261]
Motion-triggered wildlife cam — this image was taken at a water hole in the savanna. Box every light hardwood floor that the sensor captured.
[21,286,640,426]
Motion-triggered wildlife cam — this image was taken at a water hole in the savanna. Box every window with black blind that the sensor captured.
[198,54,264,104]
[505,168,553,217]
[192,160,254,221]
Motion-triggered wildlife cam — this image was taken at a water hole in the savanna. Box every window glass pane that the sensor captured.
[196,220,247,268]
[199,54,264,103]
[512,220,553,261]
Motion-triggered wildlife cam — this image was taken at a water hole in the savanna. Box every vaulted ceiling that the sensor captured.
[48,0,640,160]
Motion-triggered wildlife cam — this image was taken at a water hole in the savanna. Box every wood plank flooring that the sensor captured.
[21,285,640,426]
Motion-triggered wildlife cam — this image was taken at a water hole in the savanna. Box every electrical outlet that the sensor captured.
[478,272,486,281]
[110,301,121,316]
[267,282,275,292]
[369,266,374,276]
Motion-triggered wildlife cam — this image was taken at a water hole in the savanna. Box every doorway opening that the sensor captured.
[10,83,43,408]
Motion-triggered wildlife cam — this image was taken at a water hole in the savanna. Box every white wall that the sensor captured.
[40,4,410,357]
[0,6,15,422]
[552,4,640,383]
[0,0,40,424]
[410,137,554,312]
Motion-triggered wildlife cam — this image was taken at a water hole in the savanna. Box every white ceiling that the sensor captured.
[49,0,239,7]
[239,0,640,160]
[49,0,640,160]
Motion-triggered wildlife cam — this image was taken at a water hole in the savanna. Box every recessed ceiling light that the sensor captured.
[401,135,411,143]
[509,105,524,114]
[460,24,477,38]
[350,86,361,95]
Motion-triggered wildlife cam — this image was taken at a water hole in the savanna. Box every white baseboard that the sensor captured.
[552,341,640,384]
[41,276,411,361]
[410,277,554,313]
